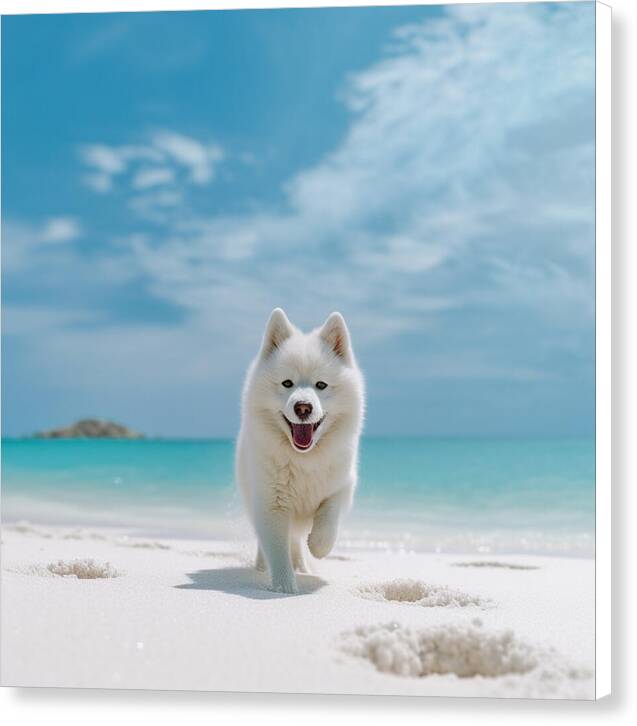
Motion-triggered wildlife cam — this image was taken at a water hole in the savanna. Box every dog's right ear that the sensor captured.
[259,308,293,358]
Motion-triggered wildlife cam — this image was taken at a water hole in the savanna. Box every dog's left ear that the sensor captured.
[260,308,293,358]
[319,312,353,364]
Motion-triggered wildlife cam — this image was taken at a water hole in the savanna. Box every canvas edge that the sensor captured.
[595,0,612,702]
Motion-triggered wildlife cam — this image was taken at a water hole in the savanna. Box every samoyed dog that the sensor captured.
[236,308,365,594]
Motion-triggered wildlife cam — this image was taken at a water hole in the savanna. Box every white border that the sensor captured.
[595,0,612,701]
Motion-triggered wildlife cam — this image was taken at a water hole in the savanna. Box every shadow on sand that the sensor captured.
[175,567,327,600]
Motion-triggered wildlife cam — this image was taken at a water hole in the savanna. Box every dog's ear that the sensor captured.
[319,312,353,364]
[260,308,293,358]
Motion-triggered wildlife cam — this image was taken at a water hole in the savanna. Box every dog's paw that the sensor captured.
[308,524,337,559]
[270,573,298,595]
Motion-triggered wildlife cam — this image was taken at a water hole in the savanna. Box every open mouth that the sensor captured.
[283,415,324,450]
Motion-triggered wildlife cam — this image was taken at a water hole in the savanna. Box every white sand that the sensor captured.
[0,522,595,699]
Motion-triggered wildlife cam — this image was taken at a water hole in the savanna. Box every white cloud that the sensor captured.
[117,2,594,347]
[132,167,175,190]
[2,217,82,272]
[80,144,127,175]
[83,172,113,193]
[79,131,224,199]
[1,305,98,336]
[151,131,223,185]
[2,218,134,282]
[41,217,81,244]
[354,236,448,274]
[128,189,183,223]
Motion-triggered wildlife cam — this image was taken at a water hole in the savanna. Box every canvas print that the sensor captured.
[1,1,601,699]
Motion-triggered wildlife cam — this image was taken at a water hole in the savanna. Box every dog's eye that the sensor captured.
[315,381,328,390]
[281,379,294,388]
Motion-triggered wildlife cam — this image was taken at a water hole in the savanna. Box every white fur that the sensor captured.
[236,308,365,594]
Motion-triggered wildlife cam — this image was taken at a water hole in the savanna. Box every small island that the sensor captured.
[33,419,145,440]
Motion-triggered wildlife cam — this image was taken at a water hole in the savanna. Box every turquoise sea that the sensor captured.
[0,438,595,556]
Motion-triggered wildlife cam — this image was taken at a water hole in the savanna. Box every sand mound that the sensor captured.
[356,579,486,607]
[342,621,538,678]
[6,521,53,539]
[116,538,171,550]
[62,529,108,541]
[45,559,121,579]
[453,561,539,571]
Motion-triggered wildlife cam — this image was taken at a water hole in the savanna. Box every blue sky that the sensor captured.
[1,2,596,438]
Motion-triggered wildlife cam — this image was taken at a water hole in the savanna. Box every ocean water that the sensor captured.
[0,438,595,557]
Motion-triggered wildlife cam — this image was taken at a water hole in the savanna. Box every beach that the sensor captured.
[0,438,595,698]
[0,521,594,699]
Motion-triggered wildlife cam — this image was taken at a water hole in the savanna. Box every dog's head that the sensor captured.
[250,308,364,454]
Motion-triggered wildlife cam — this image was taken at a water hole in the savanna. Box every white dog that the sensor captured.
[236,308,365,594]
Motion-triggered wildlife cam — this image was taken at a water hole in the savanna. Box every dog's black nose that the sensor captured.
[294,402,313,420]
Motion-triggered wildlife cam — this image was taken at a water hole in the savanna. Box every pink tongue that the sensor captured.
[291,423,313,448]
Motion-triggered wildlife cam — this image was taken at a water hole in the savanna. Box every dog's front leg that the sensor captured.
[308,488,350,559]
[254,503,297,594]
